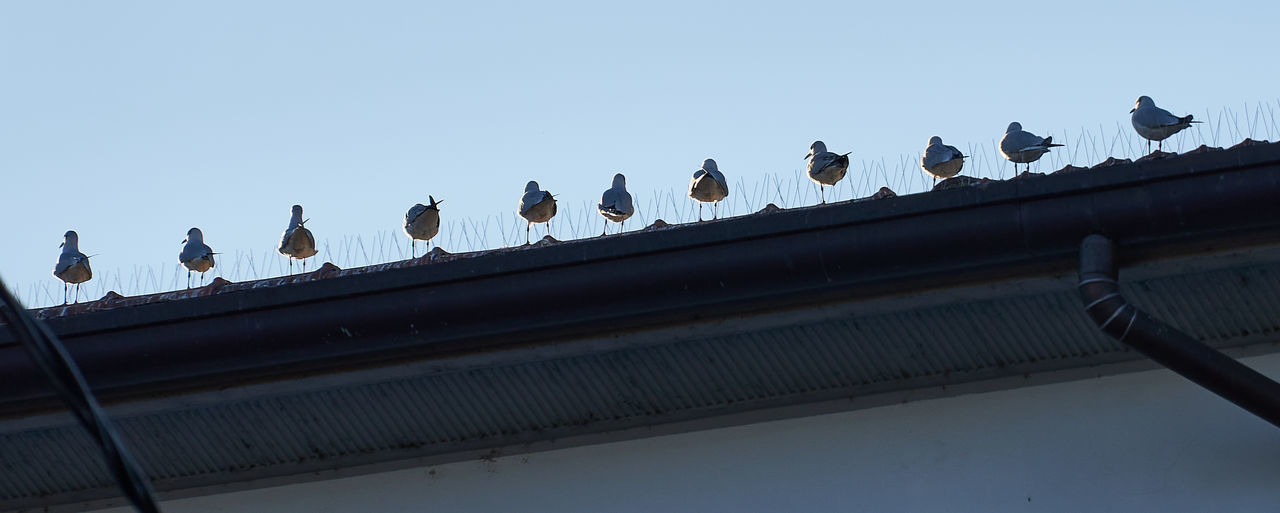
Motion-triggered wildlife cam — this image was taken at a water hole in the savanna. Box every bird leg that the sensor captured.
[698,203,703,222]
[526,222,531,245]
[288,259,293,275]
[411,240,416,259]
[63,283,68,305]
[74,283,80,304]
[601,218,607,237]
[820,185,826,205]
[187,270,192,289]
[302,258,307,273]
[200,271,206,286]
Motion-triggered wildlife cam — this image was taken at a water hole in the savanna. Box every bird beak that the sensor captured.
[803,152,812,160]
[1129,107,1136,113]
[182,238,188,244]
[59,242,64,248]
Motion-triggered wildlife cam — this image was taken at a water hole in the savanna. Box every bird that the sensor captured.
[53,230,92,305]
[689,158,729,221]
[179,227,216,288]
[804,141,851,204]
[1130,96,1200,154]
[278,204,317,274]
[518,181,557,244]
[1000,122,1062,173]
[404,195,443,258]
[921,136,967,186]
[598,173,635,235]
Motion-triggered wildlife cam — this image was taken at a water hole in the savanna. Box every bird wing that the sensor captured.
[922,144,955,168]
[1134,105,1184,128]
[807,151,843,178]
[54,252,76,275]
[279,227,295,253]
[519,190,548,215]
[688,170,707,193]
[599,188,634,216]
[710,169,729,195]
[56,251,90,276]
[1002,130,1047,153]
[179,242,208,263]
[404,203,428,227]
[617,189,634,215]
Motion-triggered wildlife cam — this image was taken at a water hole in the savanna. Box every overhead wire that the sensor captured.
[0,277,161,513]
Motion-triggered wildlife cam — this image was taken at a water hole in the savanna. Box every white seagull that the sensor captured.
[404,195,442,258]
[53,230,92,304]
[179,227,216,288]
[598,173,634,235]
[804,141,850,204]
[518,181,557,244]
[278,204,317,274]
[689,158,729,220]
[921,136,967,185]
[1130,96,1199,153]
[1000,122,1062,173]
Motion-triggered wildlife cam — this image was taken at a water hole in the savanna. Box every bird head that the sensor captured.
[1006,122,1022,133]
[928,135,943,146]
[805,141,827,160]
[60,230,78,249]
[612,173,626,189]
[1131,95,1154,113]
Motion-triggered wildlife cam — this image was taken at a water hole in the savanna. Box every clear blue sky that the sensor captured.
[2,1,1277,306]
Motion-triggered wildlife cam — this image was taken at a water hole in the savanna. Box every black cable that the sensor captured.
[0,278,161,513]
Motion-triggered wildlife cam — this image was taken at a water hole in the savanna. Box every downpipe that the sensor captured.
[1078,234,1280,429]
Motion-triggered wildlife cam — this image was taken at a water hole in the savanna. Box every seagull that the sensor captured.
[278,204,317,274]
[598,173,634,235]
[404,195,442,258]
[1130,96,1199,153]
[804,141,851,204]
[518,181,557,244]
[921,136,967,186]
[53,230,92,304]
[689,158,729,220]
[1000,122,1062,173]
[179,227,216,288]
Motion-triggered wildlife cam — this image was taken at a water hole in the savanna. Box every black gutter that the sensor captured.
[3,143,1280,418]
[1078,234,1280,429]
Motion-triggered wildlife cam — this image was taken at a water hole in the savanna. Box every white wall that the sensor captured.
[94,353,1280,513]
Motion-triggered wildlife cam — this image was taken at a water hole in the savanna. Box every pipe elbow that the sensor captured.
[1077,235,1138,341]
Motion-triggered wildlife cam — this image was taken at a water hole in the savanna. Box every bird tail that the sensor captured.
[1043,136,1064,148]
[1180,114,1201,124]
